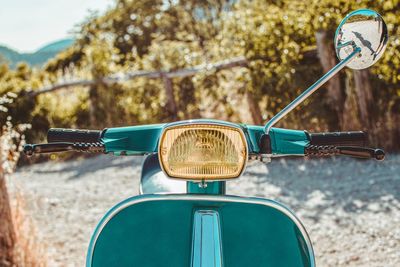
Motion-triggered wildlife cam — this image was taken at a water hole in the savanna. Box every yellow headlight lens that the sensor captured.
[159,124,247,180]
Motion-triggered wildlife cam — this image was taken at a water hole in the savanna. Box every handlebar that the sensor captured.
[306,131,366,147]
[23,124,385,161]
[47,128,103,143]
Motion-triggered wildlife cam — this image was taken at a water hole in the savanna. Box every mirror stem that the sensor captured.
[264,46,361,134]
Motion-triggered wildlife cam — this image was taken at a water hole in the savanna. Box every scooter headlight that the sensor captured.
[159,124,247,180]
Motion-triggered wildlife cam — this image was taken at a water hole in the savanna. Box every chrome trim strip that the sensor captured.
[191,210,223,267]
[86,194,315,267]
[139,154,152,195]
[164,119,242,129]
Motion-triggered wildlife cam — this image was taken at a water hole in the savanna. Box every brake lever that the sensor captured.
[24,143,75,156]
[305,145,385,161]
[23,142,105,156]
[336,146,385,161]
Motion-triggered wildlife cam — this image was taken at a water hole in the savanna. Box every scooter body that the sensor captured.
[23,9,388,267]
[86,121,315,266]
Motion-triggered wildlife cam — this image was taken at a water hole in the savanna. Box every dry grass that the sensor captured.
[1,93,46,267]
[8,188,48,267]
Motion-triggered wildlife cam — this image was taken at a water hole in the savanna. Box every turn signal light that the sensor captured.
[159,124,247,180]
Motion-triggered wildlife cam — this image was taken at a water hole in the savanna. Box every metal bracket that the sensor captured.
[264,47,361,134]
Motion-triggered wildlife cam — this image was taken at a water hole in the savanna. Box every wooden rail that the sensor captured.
[28,56,248,97]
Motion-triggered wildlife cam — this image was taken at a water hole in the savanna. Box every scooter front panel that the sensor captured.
[87,195,315,267]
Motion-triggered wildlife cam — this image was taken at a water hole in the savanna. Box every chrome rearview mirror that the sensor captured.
[263,9,388,136]
[335,9,388,70]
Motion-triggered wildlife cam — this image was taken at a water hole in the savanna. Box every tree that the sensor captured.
[12,0,400,149]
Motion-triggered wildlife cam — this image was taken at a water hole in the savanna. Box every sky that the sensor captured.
[0,0,113,53]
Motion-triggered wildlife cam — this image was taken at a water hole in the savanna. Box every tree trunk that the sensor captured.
[377,98,400,151]
[342,74,362,130]
[0,160,16,266]
[353,69,373,130]
[315,30,345,129]
[162,74,178,120]
[245,90,263,125]
[88,85,99,127]
[88,82,115,128]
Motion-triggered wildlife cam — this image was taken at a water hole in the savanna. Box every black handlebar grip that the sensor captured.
[47,128,102,143]
[307,131,366,147]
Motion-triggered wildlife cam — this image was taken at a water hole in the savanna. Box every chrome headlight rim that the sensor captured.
[158,120,249,181]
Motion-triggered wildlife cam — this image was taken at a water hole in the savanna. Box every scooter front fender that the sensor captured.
[86,194,315,267]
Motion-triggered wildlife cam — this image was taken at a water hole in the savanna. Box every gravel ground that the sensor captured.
[7,154,400,267]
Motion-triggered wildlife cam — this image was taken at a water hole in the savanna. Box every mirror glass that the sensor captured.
[334,9,388,70]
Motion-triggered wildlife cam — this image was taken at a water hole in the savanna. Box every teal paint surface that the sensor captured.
[101,120,309,156]
[269,128,309,155]
[87,195,314,267]
[243,124,265,153]
[187,181,226,194]
[243,125,309,155]
[102,123,165,155]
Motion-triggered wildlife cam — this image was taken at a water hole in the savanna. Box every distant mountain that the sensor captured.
[0,38,74,69]
[36,39,74,53]
[0,46,21,66]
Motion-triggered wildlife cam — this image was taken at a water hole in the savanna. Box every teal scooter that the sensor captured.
[24,10,388,267]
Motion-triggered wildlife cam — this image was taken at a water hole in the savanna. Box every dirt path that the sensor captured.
[7,155,400,266]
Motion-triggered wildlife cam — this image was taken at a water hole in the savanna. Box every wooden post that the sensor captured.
[162,73,178,120]
[353,69,373,129]
[390,100,400,150]
[315,30,345,129]
[342,75,362,130]
[245,90,263,125]
[88,84,99,127]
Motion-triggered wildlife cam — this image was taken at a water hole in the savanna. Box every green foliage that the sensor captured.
[1,0,400,150]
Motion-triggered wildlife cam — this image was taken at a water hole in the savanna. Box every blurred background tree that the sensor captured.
[1,0,399,151]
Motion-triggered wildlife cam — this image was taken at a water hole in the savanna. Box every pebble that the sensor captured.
[6,154,400,267]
